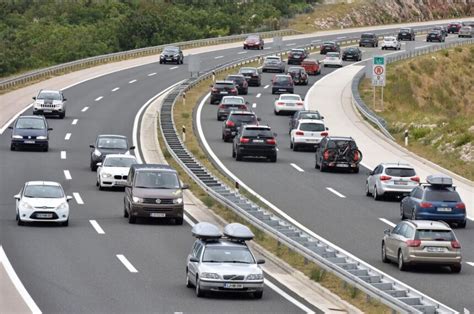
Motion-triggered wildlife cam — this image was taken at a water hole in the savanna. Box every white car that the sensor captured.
[14,181,72,226]
[323,52,343,67]
[381,36,401,50]
[32,89,67,118]
[290,119,328,151]
[274,94,304,115]
[96,154,138,189]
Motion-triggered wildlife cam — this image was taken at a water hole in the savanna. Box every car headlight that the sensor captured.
[247,273,263,280]
[93,149,101,157]
[201,272,220,279]
[174,54,180,58]
[36,136,47,140]
[101,173,112,178]
[20,201,34,210]
[132,196,143,203]
[12,135,23,139]
[173,197,183,205]
[57,202,68,210]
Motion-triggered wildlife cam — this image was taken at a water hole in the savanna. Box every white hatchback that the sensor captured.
[381,36,401,50]
[290,119,328,151]
[274,94,304,115]
[96,154,138,189]
[14,181,72,226]
[323,52,343,67]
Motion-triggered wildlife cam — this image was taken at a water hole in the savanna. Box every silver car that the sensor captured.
[458,26,473,38]
[382,220,462,272]
[366,163,419,200]
[32,89,67,119]
[262,56,285,73]
[186,222,265,298]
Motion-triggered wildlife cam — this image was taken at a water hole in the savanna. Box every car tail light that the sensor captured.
[211,88,218,92]
[420,202,433,208]
[243,81,248,87]
[240,137,250,143]
[320,132,328,137]
[266,138,276,145]
[218,104,224,109]
[323,150,330,160]
[451,240,461,249]
[230,88,237,93]
[410,176,420,182]
[296,101,304,106]
[406,239,421,247]
[295,131,304,136]
[380,175,391,181]
[455,202,466,211]
[353,150,359,162]
[276,102,285,106]
[226,120,235,127]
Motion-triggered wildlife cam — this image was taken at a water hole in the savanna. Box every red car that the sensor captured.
[301,59,321,75]
[448,22,462,33]
[243,35,264,50]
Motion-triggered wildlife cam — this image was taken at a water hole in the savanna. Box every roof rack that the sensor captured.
[223,223,254,242]
[192,222,222,240]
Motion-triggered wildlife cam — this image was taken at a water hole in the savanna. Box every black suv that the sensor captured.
[232,125,277,162]
[315,136,362,173]
[289,110,324,134]
[342,47,362,61]
[160,46,183,64]
[222,111,259,142]
[226,74,248,95]
[287,48,308,65]
[238,67,261,86]
[320,41,340,54]
[359,33,378,47]
[210,80,238,104]
[397,28,415,41]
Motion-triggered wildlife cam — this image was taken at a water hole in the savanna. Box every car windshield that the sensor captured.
[24,185,63,198]
[227,76,245,83]
[222,98,244,104]
[37,91,61,100]
[97,138,128,149]
[243,128,272,137]
[345,48,356,52]
[265,57,280,62]
[202,246,255,264]
[274,76,291,83]
[239,68,256,74]
[415,229,455,241]
[281,95,300,101]
[384,37,396,41]
[327,140,356,149]
[134,171,179,189]
[400,28,410,32]
[361,34,374,39]
[229,114,256,123]
[385,168,416,177]
[163,47,179,53]
[326,52,339,58]
[300,123,325,132]
[291,49,304,53]
[247,35,259,40]
[103,157,136,167]
[300,112,321,119]
[424,189,461,202]
[215,83,234,89]
[288,67,304,73]
[323,42,334,46]
[16,118,45,130]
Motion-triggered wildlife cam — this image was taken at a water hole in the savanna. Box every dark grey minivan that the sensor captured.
[123,164,189,225]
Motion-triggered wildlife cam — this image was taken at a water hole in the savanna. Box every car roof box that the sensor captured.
[192,222,222,240]
[426,174,453,186]
[223,223,254,241]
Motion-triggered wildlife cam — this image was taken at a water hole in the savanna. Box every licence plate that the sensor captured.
[221,91,228,95]
[231,131,236,135]
[279,88,286,91]
[395,181,408,185]
[426,247,446,253]
[224,283,244,289]
[437,207,452,212]
[37,213,53,218]
[150,213,166,218]
[24,140,35,144]
[337,164,349,167]
[116,181,125,186]
[43,110,52,113]
[306,139,317,142]
[253,139,264,143]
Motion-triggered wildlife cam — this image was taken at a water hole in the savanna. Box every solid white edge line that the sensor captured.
[72,192,83,205]
[111,87,120,92]
[256,93,261,98]
[81,106,89,112]
[290,163,304,172]
[116,254,138,273]
[64,133,71,140]
[94,96,103,101]
[325,187,346,198]
[0,246,42,314]
[378,218,396,228]
[0,103,32,135]
[63,170,72,180]
[129,79,137,84]
[71,119,78,125]
[60,151,66,159]
[286,43,296,46]
[89,220,105,235]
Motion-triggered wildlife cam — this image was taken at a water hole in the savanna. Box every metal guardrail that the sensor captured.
[352,37,474,141]
[0,29,299,91]
[159,25,458,314]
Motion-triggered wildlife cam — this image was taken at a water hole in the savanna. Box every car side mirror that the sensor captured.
[384,229,391,235]
[326,127,329,130]
[321,116,324,119]
[66,196,73,202]
[8,126,13,129]
[129,146,136,150]
[257,259,265,265]
[190,257,199,263]
[63,98,67,101]
[48,128,53,131]
[89,144,95,149]
[96,162,102,166]
[14,194,21,200]
[245,101,249,105]
[32,96,36,100]
[257,117,261,121]
[182,184,190,190]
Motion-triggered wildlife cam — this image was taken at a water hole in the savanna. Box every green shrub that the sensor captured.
[454,133,472,147]
[411,127,431,140]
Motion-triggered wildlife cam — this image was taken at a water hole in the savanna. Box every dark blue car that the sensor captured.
[9,115,52,152]
[400,175,466,228]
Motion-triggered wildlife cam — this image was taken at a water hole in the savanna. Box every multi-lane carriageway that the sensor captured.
[0,20,472,313]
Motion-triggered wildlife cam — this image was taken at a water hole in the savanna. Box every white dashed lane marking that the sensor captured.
[63,170,72,180]
[148,72,157,76]
[81,107,89,112]
[264,47,271,50]
[94,96,103,101]
[60,151,66,160]
[89,220,105,235]
[379,218,396,227]
[252,103,257,108]
[264,85,269,89]
[73,192,84,205]
[256,93,261,98]
[286,43,296,46]
[72,119,78,125]
[64,133,71,140]
[466,262,474,267]
[116,255,138,273]
[214,55,224,59]
[129,79,137,84]
[326,187,346,198]
[238,51,248,54]
[111,87,120,92]
[170,66,179,70]
[290,163,304,172]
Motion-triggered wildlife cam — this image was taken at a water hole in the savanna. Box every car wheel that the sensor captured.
[451,264,462,273]
[98,181,104,190]
[381,242,389,263]
[175,217,183,225]
[269,155,277,163]
[43,145,49,152]
[253,291,263,299]
[195,277,205,297]
[458,220,467,228]
[90,161,97,172]
[17,216,24,226]
[290,141,293,149]
[398,250,407,271]
[124,207,129,218]
[365,182,371,196]
[411,208,417,220]
[10,144,15,151]
[232,147,236,158]
[186,269,194,288]
[292,143,298,151]
[236,152,243,161]
[62,219,69,227]
[59,112,65,119]
[373,186,381,200]
[320,162,326,172]
[128,214,136,224]
[274,109,279,115]
[352,166,359,173]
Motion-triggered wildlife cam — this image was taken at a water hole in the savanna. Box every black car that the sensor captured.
[90,135,135,171]
[315,136,361,173]
[432,26,448,37]
[159,46,183,64]
[287,48,308,65]
[397,28,415,41]
[289,110,324,134]
[210,80,238,104]
[238,67,261,87]
[342,47,362,61]
[226,74,248,95]
[9,115,52,152]
[320,41,340,54]
[271,74,294,94]
[359,33,378,47]
[217,97,249,121]
[232,125,277,162]
[222,111,259,142]
[287,66,308,85]
[427,30,445,42]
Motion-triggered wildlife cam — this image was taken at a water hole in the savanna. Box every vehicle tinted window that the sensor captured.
[326,140,355,149]
[415,229,455,241]
[247,35,259,40]
[327,52,339,57]
[16,118,45,129]
[38,91,61,100]
[222,98,244,104]
[361,34,374,39]
[215,83,234,88]
[405,226,415,238]
[400,29,410,32]
[385,168,416,177]
[230,114,257,123]
[281,95,300,101]
[163,47,179,53]
[323,42,334,46]
[266,57,280,61]
[134,171,179,189]
[424,190,461,202]
[24,185,63,198]
[274,76,291,83]
[300,123,325,132]
[97,138,128,149]
[242,129,273,137]
[104,157,136,167]
[202,246,255,264]
[239,68,257,74]
[227,76,245,83]
[300,113,321,120]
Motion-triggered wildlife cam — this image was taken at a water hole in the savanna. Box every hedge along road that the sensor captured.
[0,19,471,313]
[198,34,474,312]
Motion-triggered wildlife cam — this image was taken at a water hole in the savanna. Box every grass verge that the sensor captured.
[359,45,474,180]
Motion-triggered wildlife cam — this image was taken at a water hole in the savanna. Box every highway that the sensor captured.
[0,21,471,312]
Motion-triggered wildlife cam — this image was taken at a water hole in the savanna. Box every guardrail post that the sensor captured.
[404,129,409,146]
[182,125,186,142]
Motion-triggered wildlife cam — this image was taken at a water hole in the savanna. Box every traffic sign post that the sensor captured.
[371,56,386,111]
